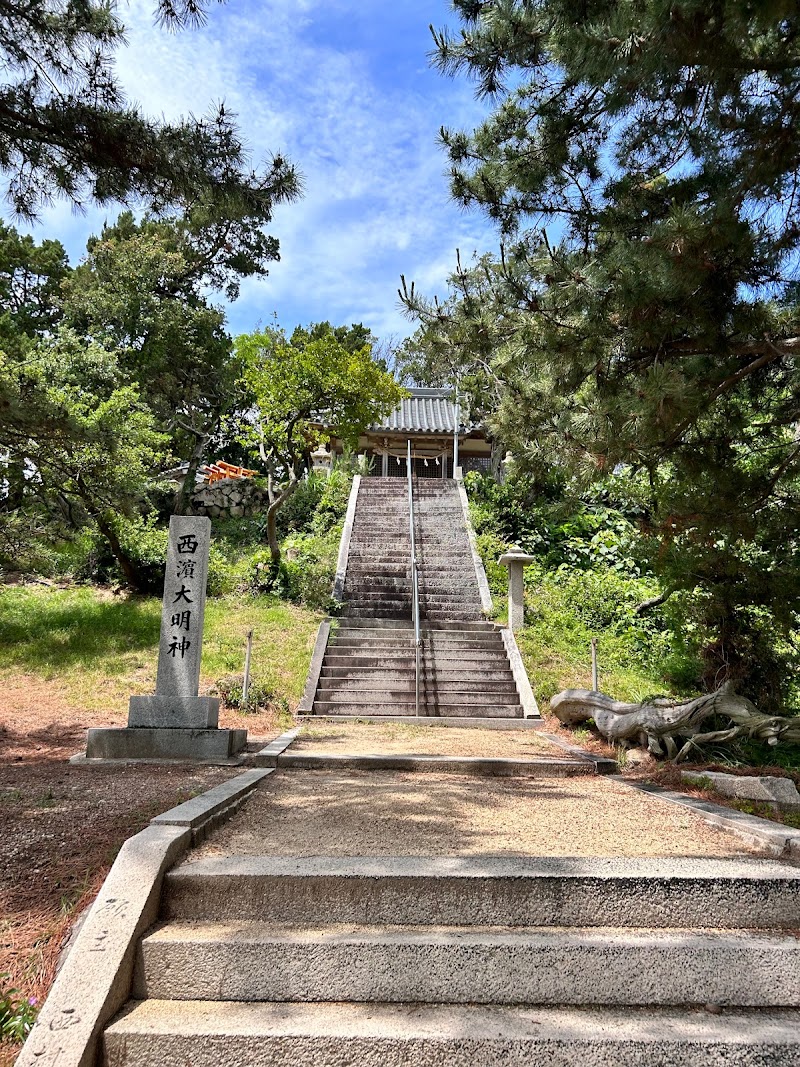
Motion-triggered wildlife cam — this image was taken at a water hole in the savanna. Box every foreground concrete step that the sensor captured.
[103,1001,800,1066]
[274,753,584,776]
[162,857,800,927]
[134,922,800,1006]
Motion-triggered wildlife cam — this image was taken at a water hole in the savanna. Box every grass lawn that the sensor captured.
[0,584,322,717]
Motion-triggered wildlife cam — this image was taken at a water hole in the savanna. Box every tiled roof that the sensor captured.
[370,388,469,434]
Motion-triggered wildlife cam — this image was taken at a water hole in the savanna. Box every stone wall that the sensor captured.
[190,478,266,519]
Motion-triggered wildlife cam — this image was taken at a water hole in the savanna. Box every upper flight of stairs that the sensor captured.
[102,854,800,1065]
[342,479,484,622]
[308,476,526,718]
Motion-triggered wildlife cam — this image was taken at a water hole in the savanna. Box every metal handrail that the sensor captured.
[407,439,422,717]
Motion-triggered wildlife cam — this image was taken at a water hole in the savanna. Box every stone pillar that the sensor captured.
[130,516,216,726]
[381,451,389,478]
[499,546,536,631]
[84,516,246,761]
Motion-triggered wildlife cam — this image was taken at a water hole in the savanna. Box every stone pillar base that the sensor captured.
[84,727,247,761]
[128,695,219,729]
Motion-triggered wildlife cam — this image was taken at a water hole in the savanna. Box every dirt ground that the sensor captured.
[0,676,280,1066]
[195,768,763,861]
[294,722,557,758]
[0,678,786,1065]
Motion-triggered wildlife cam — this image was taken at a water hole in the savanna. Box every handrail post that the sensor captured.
[407,439,421,717]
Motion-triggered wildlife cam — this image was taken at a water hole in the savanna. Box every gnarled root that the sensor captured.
[550,681,800,762]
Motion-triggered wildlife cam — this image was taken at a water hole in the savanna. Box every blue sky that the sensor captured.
[23,0,497,344]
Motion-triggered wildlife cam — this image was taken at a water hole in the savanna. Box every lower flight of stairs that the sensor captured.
[102,855,800,1065]
[312,619,524,718]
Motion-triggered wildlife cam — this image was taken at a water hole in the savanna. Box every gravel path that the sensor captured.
[294,723,555,758]
[195,769,762,860]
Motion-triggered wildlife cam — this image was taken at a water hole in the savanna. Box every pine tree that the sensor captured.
[405,2,800,706]
[0,0,299,220]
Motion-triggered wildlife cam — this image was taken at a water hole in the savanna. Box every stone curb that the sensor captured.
[296,621,331,713]
[539,732,618,774]
[16,768,271,1067]
[273,751,594,777]
[294,714,546,731]
[614,777,800,858]
[455,476,493,615]
[332,473,361,602]
[151,768,272,844]
[500,627,540,719]
[249,727,303,767]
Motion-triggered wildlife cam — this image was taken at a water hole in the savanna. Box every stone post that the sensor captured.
[129,516,217,727]
[498,546,536,631]
[83,516,247,761]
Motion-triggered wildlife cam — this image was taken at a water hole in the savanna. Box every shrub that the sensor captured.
[274,474,326,538]
[213,673,275,710]
[311,469,352,534]
[0,977,37,1043]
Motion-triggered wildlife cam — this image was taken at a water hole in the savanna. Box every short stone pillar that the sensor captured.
[498,546,536,631]
[84,516,246,761]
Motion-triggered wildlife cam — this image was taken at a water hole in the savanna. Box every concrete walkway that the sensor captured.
[193,768,763,860]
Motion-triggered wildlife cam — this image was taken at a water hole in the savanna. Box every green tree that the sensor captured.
[0,330,167,585]
[0,223,71,509]
[405,2,800,708]
[61,211,251,513]
[0,0,300,223]
[235,323,405,563]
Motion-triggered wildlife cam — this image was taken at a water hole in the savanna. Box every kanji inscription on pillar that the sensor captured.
[155,516,211,697]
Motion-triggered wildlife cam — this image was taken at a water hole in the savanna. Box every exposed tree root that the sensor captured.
[550,681,800,761]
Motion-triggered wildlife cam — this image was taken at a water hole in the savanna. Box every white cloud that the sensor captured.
[20,0,499,342]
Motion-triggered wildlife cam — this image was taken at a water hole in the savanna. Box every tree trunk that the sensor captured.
[265,478,299,564]
[550,682,800,761]
[174,432,210,516]
[95,515,144,592]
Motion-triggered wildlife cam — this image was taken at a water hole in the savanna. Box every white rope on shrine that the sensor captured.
[384,447,448,463]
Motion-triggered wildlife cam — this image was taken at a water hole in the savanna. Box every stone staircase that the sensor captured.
[310,477,526,718]
[102,854,800,1064]
[342,478,483,622]
[314,619,522,717]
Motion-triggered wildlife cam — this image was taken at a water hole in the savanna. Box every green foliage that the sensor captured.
[236,323,405,465]
[311,469,353,534]
[251,529,340,613]
[235,322,401,563]
[0,976,36,1043]
[274,469,352,539]
[275,475,326,538]
[467,471,646,577]
[406,1,800,707]
[214,673,275,711]
[1,0,300,222]
[466,474,702,702]
[516,565,699,704]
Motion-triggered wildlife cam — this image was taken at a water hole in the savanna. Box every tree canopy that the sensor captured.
[0,0,300,222]
[235,323,405,562]
[403,1,800,706]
